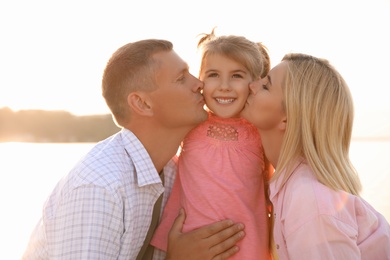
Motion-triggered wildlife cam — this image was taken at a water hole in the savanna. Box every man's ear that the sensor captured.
[127,92,153,116]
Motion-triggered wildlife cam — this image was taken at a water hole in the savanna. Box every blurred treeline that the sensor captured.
[0,107,120,142]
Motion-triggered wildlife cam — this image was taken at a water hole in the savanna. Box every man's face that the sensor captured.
[148,50,208,131]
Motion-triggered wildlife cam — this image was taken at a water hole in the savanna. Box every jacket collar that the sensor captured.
[270,158,305,201]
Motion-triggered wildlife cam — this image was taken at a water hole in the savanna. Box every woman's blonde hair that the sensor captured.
[197,28,270,80]
[274,53,362,196]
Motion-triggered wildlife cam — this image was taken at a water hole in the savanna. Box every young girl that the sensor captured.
[151,30,271,259]
[241,53,390,259]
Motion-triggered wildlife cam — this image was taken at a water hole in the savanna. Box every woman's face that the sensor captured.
[241,61,287,131]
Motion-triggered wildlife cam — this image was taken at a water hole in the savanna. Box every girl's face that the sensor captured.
[241,61,287,130]
[200,54,252,118]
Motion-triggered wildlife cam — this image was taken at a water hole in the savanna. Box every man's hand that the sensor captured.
[165,209,245,260]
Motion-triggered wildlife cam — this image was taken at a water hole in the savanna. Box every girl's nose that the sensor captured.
[219,79,231,91]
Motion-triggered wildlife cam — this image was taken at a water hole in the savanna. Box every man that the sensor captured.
[23,39,245,259]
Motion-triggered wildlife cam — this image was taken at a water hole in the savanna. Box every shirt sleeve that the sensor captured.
[45,185,123,259]
[284,214,361,260]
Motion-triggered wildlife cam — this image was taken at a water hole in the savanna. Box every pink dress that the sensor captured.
[151,113,270,259]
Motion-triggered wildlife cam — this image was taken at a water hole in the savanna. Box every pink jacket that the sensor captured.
[270,160,390,259]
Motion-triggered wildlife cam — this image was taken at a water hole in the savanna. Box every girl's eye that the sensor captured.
[262,83,269,90]
[208,73,218,78]
[232,74,244,78]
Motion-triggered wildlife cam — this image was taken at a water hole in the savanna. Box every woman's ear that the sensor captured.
[279,117,287,131]
[127,92,153,116]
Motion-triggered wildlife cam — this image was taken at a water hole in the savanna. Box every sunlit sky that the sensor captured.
[1,0,390,137]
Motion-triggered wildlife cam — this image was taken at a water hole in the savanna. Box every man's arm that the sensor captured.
[46,186,123,259]
[165,209,245,260]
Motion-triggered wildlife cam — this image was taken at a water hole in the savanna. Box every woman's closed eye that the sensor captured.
[261,77,270,90]
[176,75,187,83]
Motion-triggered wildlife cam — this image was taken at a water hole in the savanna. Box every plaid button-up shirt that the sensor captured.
[23,128,176,259]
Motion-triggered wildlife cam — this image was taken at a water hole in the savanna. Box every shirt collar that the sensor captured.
[121,128,162,187]
[270,158,305,200]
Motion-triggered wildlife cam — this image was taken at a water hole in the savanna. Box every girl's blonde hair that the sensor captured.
[274,53,362,195]
[198,29,274,256]
[197,28,270,80]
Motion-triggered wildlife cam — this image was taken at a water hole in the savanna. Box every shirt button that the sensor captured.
[276,244,280,249]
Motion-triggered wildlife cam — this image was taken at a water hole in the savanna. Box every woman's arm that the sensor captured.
[285,214,360,259]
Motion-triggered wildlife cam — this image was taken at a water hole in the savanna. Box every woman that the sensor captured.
[241,53,390,259]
